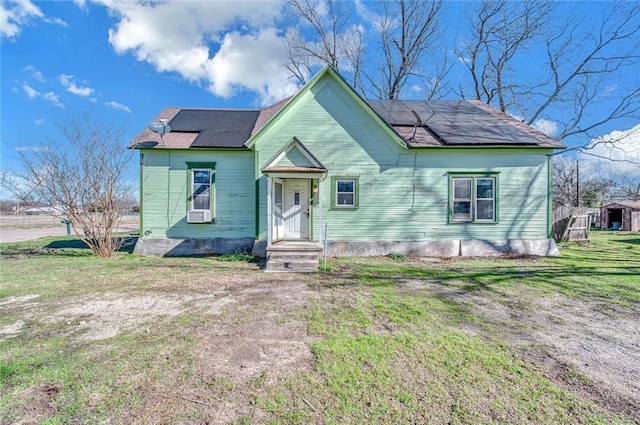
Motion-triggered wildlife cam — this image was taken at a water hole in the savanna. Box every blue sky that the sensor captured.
[1,0,638,199]
[1,1,270,155]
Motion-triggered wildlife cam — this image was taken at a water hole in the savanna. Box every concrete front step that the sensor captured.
[265,243,323,272]
[265,260,319,272]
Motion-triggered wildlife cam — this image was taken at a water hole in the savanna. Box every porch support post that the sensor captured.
[318,178,323,248]
[267,176,273,247]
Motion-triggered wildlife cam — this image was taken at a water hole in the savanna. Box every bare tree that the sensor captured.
[611,171,640,202]
[456,0,556,111]
[284,0,365,89]
[533,2,640,141]
[553,156,580,207]
[2,113,135,257]
[285,0,448,99]
[365,0,447,100]
[459,1,640,154]
[552,156,617,207]
[0,171,42,214]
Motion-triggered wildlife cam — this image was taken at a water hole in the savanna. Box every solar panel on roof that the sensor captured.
[168,109,260,148]
[169,109,260,132]
[191,130,252,148]
[367,100,541,145]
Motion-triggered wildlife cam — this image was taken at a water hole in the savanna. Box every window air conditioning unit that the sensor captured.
[187,210,211,223]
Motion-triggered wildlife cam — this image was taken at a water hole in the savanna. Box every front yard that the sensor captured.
[1,231,638,424]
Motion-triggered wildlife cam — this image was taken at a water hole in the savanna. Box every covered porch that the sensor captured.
[263,172,326,272]
[260,137,328,271]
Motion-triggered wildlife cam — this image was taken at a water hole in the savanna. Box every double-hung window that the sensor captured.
[332,177,358,208]
[192,169,211,210]
[450,174,497,223]
[187,162,215,223]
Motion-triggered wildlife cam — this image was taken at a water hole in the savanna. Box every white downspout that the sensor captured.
[318,177,323,248]
[267,176,273,247]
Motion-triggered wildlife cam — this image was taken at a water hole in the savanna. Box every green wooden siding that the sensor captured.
[252,73,553,242]
[139,69,555,245]
[139,149,255,239]
[310,149,551,241]
[254,78,404,240]
[275,145,316,168]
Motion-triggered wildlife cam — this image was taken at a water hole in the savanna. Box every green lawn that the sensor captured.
[1,231,638,424]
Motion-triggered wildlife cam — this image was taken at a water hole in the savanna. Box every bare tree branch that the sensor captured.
[2,113,135,257]
[456,0,556,111]
[365,0,445,100]
[284,0,365,88]
[285,0,448,100]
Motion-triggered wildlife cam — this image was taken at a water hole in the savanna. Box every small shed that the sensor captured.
[600,201,640,231]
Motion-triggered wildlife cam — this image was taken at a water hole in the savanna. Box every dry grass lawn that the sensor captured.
[1,231,638,424]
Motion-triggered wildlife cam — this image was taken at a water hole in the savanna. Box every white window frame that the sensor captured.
[450,175,497,223]
[452,177,473,222]
[190,168,212,211]
[186,162,215,223]
[475,178,496,222]
[334,178,357,208]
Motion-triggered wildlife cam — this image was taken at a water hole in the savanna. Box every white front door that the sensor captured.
[283,180,309,239]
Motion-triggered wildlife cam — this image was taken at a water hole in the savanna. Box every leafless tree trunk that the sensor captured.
[456,0,556,111]
[2,113,135,257]
[458,1,640,155]
[612,172,640,202]
[285,0,448,100]
[365,0,446,100]
[284,0,365,89]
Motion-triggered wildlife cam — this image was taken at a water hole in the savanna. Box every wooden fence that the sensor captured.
[552,206,589,242]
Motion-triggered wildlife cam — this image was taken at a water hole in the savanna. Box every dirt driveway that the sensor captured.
[3,271,638,422]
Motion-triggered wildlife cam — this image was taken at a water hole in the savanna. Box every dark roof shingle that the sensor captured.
[130,97,564,150]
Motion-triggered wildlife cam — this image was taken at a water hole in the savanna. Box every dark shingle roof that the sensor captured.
[130,98,564,150]
[170,109,260,148]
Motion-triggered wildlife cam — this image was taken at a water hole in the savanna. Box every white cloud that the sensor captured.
[33,118,46,125]
[532,118,559,138]
[0,0,43,38]
[206,29,299,105]
[100,0,295,105]
[578,124,640,175]
[23,65,45,82]
[105,100,131,113]
[47,17,68,27]
[42,91,64,108]
[22,83,39,99]
[59,74,94,97]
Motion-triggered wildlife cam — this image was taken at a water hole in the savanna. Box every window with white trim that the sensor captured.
[186,162,215,223]
[451,175,496,222]
[191,169,212,210]
[334,178,357,207]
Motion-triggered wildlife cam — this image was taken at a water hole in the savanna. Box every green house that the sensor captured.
[129,66,564,270]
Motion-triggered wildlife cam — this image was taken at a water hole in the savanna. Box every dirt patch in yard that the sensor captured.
[3,267,638,423]
[400,279,640,421]
[10,384,62,425]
